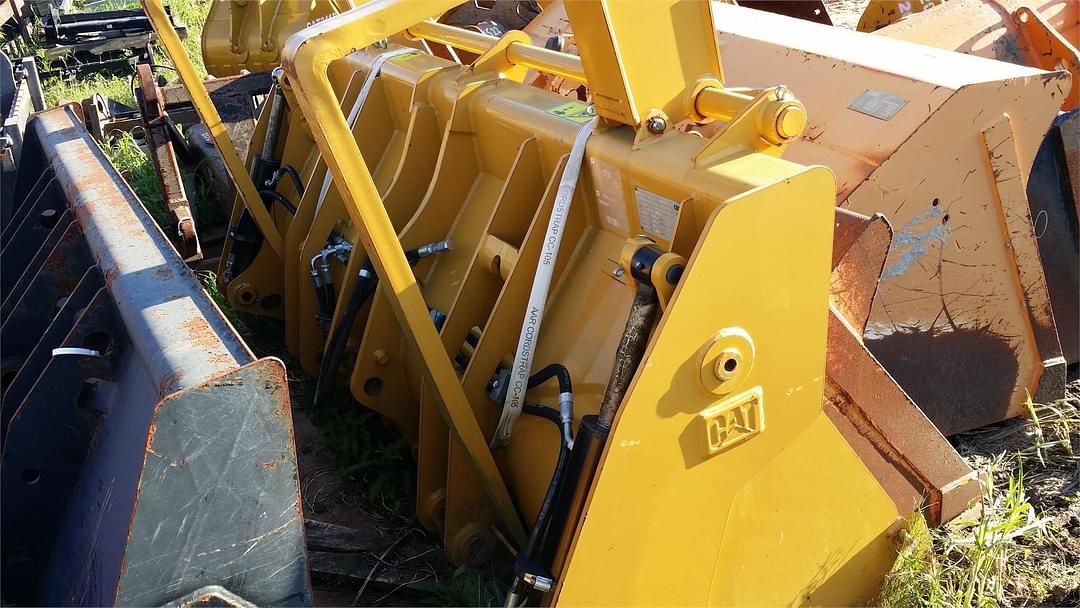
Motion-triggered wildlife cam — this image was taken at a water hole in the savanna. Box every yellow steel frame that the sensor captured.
[268,0,815,550]
[279,0,528,545]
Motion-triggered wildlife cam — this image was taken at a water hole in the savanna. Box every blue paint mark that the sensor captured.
[882,206,951,280]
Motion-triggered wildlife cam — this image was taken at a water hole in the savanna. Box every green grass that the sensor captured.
[880,468,1043,608]
[406,565,508,607]
[103,130,168,224]
[28,0,212,107]
[879,395,1080,607]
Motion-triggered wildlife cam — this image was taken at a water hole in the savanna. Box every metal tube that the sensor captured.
[695,87,755,122]
[539,415,607,573]
[408,21,754,121]
[262,73,288,161]
[596,283,659,430]
[408,20,585,82]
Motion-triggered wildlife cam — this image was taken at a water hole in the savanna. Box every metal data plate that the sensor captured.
[847,88,908,121]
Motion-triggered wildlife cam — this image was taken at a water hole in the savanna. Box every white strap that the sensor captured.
[52,347,101,358]
[314,47,416,215]
[491,117,597,447]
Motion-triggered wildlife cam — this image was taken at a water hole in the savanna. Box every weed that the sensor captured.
[103,131,167,225]
[406,565,507,607]
[880,465,1044,608]
[881,395,1080,607]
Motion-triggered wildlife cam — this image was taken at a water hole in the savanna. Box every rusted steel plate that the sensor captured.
[137,63,201,261]
[830,209,891,335]
[826,208,981,525]
[0,106,309,606]
[825,309,982,526]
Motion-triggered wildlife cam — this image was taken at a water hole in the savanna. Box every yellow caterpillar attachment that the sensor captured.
[201,0,358,76]
[146,0,983,603]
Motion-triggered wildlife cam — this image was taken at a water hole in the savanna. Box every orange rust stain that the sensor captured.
[257,454,285,469]
[181,316,219,349]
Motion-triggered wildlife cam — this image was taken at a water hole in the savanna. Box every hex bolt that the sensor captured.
[374,349,390,366]
[40,208,59,228]
[646,116,667,135]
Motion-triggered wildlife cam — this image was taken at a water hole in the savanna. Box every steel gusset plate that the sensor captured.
[0,106,310,607]
[825,209,982,526]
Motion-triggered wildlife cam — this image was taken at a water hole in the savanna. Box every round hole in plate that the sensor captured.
[22,469,40,484]
[83,331,112,354]
[363,377,383,396]
[723,358,738,373]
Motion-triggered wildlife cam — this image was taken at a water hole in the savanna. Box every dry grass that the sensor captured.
[881,387,1080,607]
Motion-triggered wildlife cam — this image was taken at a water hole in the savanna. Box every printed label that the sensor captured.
[634,187,680,242]
[848,89,908,121]
[387,50,421,63]
[547,101,596,124]
[588,157,628,234]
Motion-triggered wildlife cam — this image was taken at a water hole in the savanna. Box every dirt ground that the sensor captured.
[947,379,1080,606]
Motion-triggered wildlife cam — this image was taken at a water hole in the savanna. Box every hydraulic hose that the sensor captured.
[314,241,451,404]
[314,259,376,403]
[597,282,659,430]
[260,190,298,215]
[509,403,573,607]
[538,415,606,570]
[527,364,574,449]
[267,164,305,196]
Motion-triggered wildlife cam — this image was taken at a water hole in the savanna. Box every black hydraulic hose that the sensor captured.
[314,241,451,403]
[525,446,570,558]
[527,363,572,394]
[315,259,376,403]
[596,282,659,430]
[522,402,561,427]
[259,189,297,215]
[270,164,305,196]
[510,403,573,605]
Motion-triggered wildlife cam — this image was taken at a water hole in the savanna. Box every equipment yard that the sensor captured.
[2,0,1077,606]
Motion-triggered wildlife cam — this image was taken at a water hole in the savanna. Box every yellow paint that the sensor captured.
[198,0,935,599]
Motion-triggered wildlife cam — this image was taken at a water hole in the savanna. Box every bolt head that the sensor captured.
[775,105,807,141]
[40,208,59,228]
[646,116,667,135]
